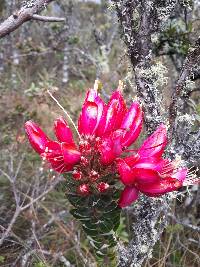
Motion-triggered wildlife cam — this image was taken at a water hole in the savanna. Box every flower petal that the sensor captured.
[99,130,124,165]
[54,117,75,144]
[61,143,81,165]
[138,124,167,159]
[124,153,140,167]
[171,168,188,182]
[103,90,127,135]
[85,89,98,101]
[134,158,171,173]
[25,121,49,154]
[117,159,136,185]
[133,168,160,184]
[121,102,143,147]
[136,177,182,196]
[78,101,98,136]
[118,186,139,208]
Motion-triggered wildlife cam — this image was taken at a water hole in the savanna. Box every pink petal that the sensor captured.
[50,161,73,173]
[103,90,127,135]
[78,101,98,136]
[133,168,160,184]
[134,158,171,173]
[99,130,124,165]
[98,139,117,165]
[41,141,62,162]
[124,153,140,167]
[136,177,182,196]
[171,168,188,182]
[54,117,75,144]
[121,102,143,147]
[85,89,98,101]
[117,159,136,185]
[61,143,81,165]
[118,186,139,208]
[25,121,49,154]
[138,124,167,159]
[83,89,106,136]
[93,95,106,134]
[95,104,107,136]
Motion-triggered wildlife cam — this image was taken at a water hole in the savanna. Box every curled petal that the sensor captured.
[50,161,73,173]
[136,177,182,197]
[134,158,172,173]
[25,121,49,154]
[121,102,143,147]
[78,101,98,135]
[119,186,139,208]
[171,168,188,182]
[41,141,70,173]
[117,159,136,185]
[41,141,62,163]
[139,124,167,159]
[61,143,81,165]
[54,117,75,144]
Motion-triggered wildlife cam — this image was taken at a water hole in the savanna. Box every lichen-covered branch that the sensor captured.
[114,0,177,133]
[0,0,65,39]
[169,36,200,131]
[112,1,194,267]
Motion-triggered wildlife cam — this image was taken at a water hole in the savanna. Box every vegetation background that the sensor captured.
[0,0,200,266]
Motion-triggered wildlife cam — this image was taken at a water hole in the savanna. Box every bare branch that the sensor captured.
[32,14,66,22]
[0,0,60,39]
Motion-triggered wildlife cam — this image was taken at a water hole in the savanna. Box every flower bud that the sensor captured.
[97,182,109,192]
[89,170,100,182]
[77,184,90,195]
[79,140,91,154]
[80,156,89,166]
[72,170,83,180]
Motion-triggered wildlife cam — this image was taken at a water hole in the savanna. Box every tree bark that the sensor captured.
[0,0,54,38]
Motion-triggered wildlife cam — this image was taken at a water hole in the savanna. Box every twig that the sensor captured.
[32,14,66,22]
[0,0,62,39]
[47,90,81,139]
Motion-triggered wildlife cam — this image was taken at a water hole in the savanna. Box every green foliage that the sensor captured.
[170,250,182,265]
[34,262,47,267]
[65,174,121,258]
[68,192,121,256]
[116,216,129,243]
[67,36,80,45]
[154,18,191,57]
[166,223,184,233]
[0,256,5,263]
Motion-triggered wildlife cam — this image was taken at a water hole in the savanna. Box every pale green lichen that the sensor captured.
[137,62,168,88]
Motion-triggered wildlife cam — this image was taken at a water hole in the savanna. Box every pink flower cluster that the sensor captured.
[25,85,190,208]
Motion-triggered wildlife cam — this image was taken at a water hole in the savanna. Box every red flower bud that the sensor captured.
[89,170,99,182]
[97,182,109,192]
[77,184,90,195]
[72,170,83,180]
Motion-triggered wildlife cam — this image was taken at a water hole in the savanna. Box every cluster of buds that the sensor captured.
[25,81,198,208]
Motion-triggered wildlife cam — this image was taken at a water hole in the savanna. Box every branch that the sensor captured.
[32,14,66,22]
[169,36,200,130]
[0,0,62,39]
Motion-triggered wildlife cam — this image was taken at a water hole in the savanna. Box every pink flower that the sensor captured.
[25,119,80,173]
[25,83,193,203]
[117,124,188,208]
